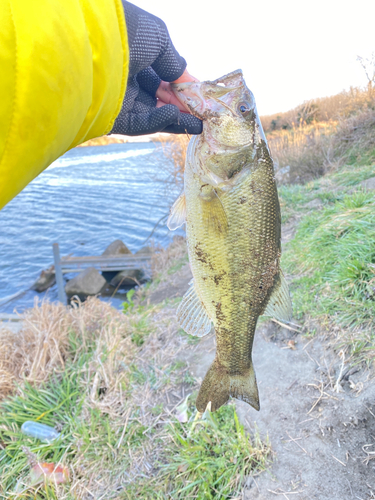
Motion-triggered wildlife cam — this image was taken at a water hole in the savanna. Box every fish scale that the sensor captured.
[168,70,292,412]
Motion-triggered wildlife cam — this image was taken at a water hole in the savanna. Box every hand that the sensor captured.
[156,70,199,113]
[111,2,202,136]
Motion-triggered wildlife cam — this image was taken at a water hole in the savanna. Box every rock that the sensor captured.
[31,265,56,292]
[102,240,132,256]
[65,267,106,300]
[102,240,133,283]
[109,245,152,288]
[135,245,153,256]
[360,176,375,190]
[110,269,144,288]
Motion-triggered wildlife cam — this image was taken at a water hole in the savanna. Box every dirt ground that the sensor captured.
[150,261,375,500]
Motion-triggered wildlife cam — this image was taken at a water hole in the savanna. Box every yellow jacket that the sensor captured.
[0,0,129,209]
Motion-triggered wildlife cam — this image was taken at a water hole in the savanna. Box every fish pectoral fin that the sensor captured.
[201,190,228,235]
[196,360,260,412]
[177,280,212,337]
[262,272,292,322]
[167,193,186,231]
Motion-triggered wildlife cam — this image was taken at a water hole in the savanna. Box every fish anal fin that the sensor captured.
[167,193,186,231]
[196,359,260,412]
[263,272,292,322]
[177,280,212,337]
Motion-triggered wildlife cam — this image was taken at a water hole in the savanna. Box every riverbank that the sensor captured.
[1,97,374,497]
[1,160,375,496]
[0,237,272,499]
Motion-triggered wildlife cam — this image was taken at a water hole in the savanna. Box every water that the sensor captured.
[0,142,182,314]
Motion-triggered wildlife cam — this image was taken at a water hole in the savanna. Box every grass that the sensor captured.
[266,105,375,184]
[161,401,270,499]
[261,84,375,132]
[0,289,270,498]
[280,162,375,358]
[123,399,270,500]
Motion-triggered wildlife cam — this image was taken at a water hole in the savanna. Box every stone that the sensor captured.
[110,269,144,288]
[102,239,132,256]
[101,240,132,282]
[65,267,106,300]
[135,245,153,256]
[360,176,375,190]
[31,265,56,292]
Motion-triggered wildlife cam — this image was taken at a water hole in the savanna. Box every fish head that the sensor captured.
[172,70,263,150]
[172,70,267,180]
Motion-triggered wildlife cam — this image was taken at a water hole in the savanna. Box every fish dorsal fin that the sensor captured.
[177,280,212,337]
[167,193,186,231]
[263,272,292,322]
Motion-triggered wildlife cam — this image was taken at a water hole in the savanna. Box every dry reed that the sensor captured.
[154,134,189,187]
[261,85,375,132]
[0,297,133,400]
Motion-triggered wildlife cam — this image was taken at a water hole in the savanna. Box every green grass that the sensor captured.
[331,163,375,187]
[167,254,189,276]
[0,295,271,499]
[123,398,271,499]
[282,188,375,340]
[0,367,83,498]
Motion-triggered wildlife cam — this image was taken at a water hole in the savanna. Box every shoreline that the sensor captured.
[77,132,170,147]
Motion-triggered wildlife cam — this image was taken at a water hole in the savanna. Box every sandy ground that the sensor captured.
[151,261,375,500]
[187,324,375,500]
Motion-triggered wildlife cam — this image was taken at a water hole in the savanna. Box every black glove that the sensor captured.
[110,1,202,136]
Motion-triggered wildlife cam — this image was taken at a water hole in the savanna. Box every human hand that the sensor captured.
[111,2,202,136]
[156,70,199,112]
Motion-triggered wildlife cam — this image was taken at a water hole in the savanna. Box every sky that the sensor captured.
[133,0,375,116]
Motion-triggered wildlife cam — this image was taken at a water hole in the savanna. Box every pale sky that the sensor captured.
[133,0,375,116]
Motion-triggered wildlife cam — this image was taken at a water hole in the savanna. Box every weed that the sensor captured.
[122,288,136,313]
[178,327,202,346]
[160,400,271,499]
[283,190,375,350]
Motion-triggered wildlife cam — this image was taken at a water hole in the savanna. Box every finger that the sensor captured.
[111,104,180,136]
[173,69,199,84]
[162,113,202,135]
[157,99,190,113]
[156,84,190,112]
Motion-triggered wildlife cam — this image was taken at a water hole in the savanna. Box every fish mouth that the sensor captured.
[171,82,209,118]
[171,69,246,120]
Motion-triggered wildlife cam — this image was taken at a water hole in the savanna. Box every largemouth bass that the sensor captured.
[167,70,292,412]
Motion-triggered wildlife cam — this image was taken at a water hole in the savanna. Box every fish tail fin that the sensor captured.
[196,360,260,412]
[229,365,260,411]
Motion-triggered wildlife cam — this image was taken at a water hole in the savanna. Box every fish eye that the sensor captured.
[238,102,251,117]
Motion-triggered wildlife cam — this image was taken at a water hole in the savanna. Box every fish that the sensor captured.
[167,70,292,413]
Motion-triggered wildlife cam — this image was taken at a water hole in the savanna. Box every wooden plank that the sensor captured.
[0,314,23,322]
[61,255,151,263]
[53,243,66,305]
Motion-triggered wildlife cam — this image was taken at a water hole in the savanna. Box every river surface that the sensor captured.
[0,142,183,314]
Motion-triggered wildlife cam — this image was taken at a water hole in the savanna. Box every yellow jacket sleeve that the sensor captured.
[0,0,129,210]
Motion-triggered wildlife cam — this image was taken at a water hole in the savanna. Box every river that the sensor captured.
[0,142,183,314]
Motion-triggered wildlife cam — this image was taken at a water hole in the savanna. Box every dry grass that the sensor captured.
[268,107,375,184]
[155,134,189,187]
[0,298,135,401]
[151,235,188,279]
[268,121,337,183]
[0,296,183,496]
[261,85,375,132]
[0,293,270,498]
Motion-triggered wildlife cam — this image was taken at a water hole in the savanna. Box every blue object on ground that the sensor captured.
[21,421,61,443]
